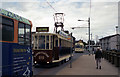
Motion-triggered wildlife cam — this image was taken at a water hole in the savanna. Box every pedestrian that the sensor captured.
[92,47,94,55]
[94,47,103,69]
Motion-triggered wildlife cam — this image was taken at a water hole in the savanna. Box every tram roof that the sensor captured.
[0,9,32,25]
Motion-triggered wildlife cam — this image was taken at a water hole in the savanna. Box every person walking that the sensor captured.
[94,47,103,69]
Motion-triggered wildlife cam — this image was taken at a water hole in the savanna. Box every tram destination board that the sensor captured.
[36,27,49,32]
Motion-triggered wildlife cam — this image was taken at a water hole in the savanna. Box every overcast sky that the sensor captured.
[1,0,120,42]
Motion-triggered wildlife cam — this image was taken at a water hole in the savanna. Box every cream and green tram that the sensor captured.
[75,43,84,53]
[33,32,73,65]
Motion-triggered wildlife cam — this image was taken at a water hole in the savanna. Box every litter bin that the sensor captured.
[111,52,116,64]
[104,51,107,59]
[108,52,112,62]
[106,52,109,60]
[118,55,120,67]
[114,52,120,67]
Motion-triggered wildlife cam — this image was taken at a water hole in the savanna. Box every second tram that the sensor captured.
[75,42,84,53]
[33,31,73,65]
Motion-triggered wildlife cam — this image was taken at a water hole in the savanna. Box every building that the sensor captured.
[99,34,120,51]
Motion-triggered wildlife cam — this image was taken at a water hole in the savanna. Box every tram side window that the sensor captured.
[34,36,37,49]
[50,36,53,49]
[55,40,58,47]
[18,22,31,45]
[0,16,14,41]
[46,36,49,49]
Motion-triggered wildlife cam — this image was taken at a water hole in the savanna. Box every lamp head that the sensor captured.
[72,28,74,29]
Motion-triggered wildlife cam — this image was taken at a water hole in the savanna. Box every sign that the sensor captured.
[23,67,30,76]
[36,27,49,32]
[12,45,32,76]
[0,9,31,25]
[58,31,72,39]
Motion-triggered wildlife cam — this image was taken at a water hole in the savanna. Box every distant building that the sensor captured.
[75,40,85,46]
[75,40,87,47]
[99,34,120,51]
[118,26,120,34]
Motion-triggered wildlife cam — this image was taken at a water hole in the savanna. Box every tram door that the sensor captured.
[53,35,59,60]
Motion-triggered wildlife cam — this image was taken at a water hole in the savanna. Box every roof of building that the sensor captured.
[75,40,87,45]
[99,34,120,40]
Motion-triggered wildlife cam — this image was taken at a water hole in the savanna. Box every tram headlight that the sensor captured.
[34,61,37,64]
[47,62,49,63]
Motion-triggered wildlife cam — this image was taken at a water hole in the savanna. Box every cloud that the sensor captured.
[1,1,118,42]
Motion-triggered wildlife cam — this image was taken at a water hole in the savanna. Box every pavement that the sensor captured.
[55,53,119,75]
[33,52,120,76]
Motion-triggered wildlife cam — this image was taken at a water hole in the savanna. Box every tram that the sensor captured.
[33,31,73,65]
[75,41,84,53]
[0,9,32,77]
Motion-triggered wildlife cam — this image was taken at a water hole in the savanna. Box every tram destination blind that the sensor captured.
[36,27,49,32]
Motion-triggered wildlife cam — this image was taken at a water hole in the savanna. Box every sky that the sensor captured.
[1,0,120,42]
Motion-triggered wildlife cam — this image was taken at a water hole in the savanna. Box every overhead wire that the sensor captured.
[46,0,57,12]
[46,0,92,31]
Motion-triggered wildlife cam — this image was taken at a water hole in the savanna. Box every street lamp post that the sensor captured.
[70,33,72,68]
[78,17,91,54]
[116,26,119,51]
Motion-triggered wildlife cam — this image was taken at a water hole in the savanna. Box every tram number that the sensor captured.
[39,56,44,60]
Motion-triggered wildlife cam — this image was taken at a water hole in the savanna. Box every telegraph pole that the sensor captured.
[88,17,91,54]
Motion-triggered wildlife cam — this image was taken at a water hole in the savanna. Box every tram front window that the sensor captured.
[39,35,45,49]
[75,45,80,48]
